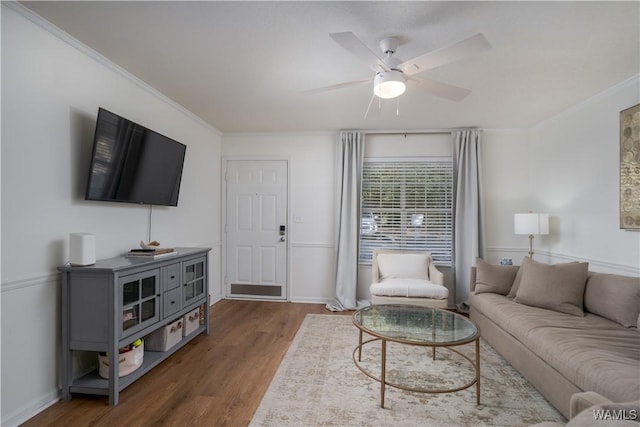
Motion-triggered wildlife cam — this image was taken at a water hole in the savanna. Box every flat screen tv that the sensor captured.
[85,108,186,206]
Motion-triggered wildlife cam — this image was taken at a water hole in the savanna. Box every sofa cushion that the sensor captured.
[377,253,430,280]
[525,319,640,405]
[474,258,520,295]
[370,278,448,299]
[514,257,589,316]
[584,272,640,328]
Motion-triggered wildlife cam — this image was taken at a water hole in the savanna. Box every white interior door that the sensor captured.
[225,160,288,299]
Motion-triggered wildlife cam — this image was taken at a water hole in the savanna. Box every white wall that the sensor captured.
[479,78,640,276]
[482,128,532,265]
[528,77,640,274]
[1,5,222,425]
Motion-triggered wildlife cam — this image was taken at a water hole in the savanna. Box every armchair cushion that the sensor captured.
[370,278,449,299]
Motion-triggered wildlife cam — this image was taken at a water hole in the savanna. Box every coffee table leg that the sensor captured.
[381,339,386,408]
[475,338,481,405]
[358,330,363,361]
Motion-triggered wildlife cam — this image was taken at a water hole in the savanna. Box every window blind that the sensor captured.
[359,159,453,266]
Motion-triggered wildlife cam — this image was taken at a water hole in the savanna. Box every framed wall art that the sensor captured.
[620,103,640,229]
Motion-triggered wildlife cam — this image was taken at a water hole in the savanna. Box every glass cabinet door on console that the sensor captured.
[183,257,206,306]
[120,269,160,339]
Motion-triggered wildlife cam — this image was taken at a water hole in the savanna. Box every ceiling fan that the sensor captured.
[308,32,491,105]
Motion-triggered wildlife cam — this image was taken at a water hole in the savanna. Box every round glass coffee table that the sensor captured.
[352,304,480,408]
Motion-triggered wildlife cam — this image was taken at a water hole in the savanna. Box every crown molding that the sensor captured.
[3,1,221,136]
[532,74,640,131]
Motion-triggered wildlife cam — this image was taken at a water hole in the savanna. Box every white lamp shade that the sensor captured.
[373,70,406,99]
[514,213,549,235]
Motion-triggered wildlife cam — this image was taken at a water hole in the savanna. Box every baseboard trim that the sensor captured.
[2,389,60,427]
[290,297,334,305]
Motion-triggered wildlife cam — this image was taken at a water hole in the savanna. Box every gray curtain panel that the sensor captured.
[453,128,486,311]
[326,131,368,312]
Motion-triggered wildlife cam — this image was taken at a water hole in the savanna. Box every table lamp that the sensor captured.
[514,213,549,257]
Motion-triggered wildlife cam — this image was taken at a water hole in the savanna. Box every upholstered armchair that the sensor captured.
[370,249,449,308]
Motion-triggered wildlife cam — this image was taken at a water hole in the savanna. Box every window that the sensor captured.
[359,159,453,266]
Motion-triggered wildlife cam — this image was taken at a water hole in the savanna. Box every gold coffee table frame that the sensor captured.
[352,304,481,408]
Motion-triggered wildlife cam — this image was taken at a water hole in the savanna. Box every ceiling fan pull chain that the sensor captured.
[396,97,400,116]
[364,93,375,119]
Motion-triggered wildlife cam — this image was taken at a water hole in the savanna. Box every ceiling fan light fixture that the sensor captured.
[373,70,406,99]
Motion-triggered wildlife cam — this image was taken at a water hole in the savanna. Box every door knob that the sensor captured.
[280,236,286,242]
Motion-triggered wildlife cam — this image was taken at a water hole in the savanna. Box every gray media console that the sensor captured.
[58,247,211,405]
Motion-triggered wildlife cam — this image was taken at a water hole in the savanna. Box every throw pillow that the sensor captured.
[514,257,589,316]
[509,260,579,298]
[474,258,520,295]
[584,272,640,328]
[507,266,524,298]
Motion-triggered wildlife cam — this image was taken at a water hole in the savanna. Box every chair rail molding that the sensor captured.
[486,246,640,276]
[1,273,60,293]
[290,242,334,249]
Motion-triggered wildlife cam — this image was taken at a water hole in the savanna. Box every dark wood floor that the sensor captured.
[22,300,351,427]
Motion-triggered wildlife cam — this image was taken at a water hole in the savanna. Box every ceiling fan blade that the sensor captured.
[409,76,472,102]
[399,33,491,76]
[330,32,390,72]
[302,78,371,95]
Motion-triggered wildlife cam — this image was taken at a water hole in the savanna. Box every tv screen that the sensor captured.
[85,108,186,207]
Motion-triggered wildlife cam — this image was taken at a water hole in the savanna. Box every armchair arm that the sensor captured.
[470,266,477,292]
[371,250,381,283]
[428,263,444,285]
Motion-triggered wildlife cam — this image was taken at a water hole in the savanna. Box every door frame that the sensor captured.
[221,156,291,301]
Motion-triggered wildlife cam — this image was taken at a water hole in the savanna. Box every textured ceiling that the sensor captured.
[20,1,640,133]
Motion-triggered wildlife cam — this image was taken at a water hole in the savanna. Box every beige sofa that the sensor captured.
[469,257,640,419]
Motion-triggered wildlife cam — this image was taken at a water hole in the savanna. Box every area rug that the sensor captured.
[250,314,565,427]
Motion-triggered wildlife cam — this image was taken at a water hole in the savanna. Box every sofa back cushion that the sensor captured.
[514,257,589,316]
[377,253,430,281]
[584,272,640,328]
[474,258,520,295]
